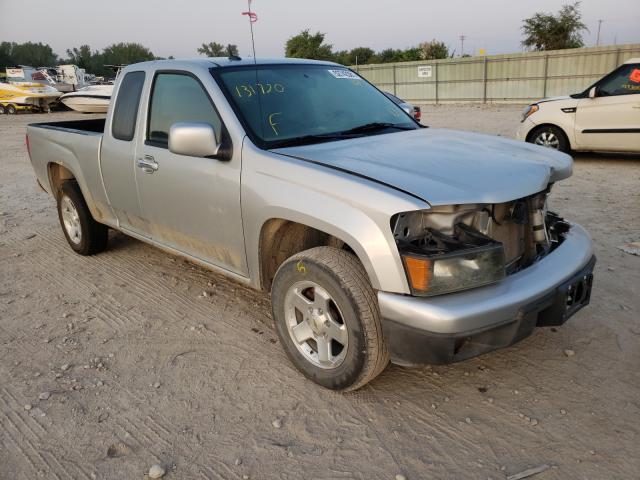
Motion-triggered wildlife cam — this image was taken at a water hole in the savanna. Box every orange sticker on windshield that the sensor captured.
[630,68,640,83]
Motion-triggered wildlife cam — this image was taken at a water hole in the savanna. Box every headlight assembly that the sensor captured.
[393,214,506,297]
[521,104,539,122]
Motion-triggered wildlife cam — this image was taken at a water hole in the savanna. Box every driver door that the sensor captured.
[575,62,640,152]
[134,71,248,276]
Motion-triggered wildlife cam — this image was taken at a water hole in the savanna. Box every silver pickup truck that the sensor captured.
[26,58,595,391]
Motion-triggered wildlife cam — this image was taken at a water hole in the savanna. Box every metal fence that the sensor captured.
[354,44,640,104]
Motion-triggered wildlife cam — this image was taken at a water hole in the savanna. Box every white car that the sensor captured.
[517,57,640,153]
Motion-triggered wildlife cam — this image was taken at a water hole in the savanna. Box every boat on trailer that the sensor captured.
[59,65,124,113]
[59,84,113,113]
[0,80,62,114]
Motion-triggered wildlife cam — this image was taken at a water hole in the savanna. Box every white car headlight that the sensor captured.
[521,104,539,122]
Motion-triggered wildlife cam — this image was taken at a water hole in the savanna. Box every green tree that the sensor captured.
[65,45,99,70]
[333,47,375,66]
[371,48,404,64]
[400,47,422,62]
[333,50,351,65]
[285,30,334,60]
[0,42,16,67]
[100,42,155,67]
[522,2,587,51]
[419,40,450,60]
[197,42,238,57]
[349,47,376,65]
[7,42,58,66]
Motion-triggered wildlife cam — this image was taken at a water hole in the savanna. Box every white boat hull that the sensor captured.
[60,84,113,113]
[60,95,111,113]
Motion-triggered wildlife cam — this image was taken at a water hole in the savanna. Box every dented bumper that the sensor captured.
[378,223,595,366]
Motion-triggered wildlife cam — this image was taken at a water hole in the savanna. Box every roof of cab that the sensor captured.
[125,57,342,71]
[623,57,639,64]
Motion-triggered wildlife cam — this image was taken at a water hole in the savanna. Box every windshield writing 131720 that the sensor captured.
[234,83,285,98]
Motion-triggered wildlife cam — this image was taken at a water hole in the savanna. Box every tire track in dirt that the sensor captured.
[0,419,41,479]
[0,229,581,476]
[28,226,269,341]
[0,389,74,480]
[27,226,284,382]
[99,246,265,330]
[199,461,243,480]
[2,225,541,475]
[111,409,175,461]
[11,232,148,332]
[1,388,94,479]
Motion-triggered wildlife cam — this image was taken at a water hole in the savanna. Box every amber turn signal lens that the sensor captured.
[403,256,432,292]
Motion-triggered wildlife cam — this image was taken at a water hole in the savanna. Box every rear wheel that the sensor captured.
[271,247,389,391]
[0,105,5,114]
[6,104,17,115]
[528,125,570,153]
[56,180,108,255]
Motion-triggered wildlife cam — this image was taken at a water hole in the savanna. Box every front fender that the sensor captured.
[241,143,428,293]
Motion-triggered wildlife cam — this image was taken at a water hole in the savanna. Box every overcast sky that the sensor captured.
[1,0,638,60]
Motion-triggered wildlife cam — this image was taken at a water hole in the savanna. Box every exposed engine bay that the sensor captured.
[392,188,571,295]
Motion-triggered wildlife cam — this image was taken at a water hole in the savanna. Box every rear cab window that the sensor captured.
[146,72,222,148]
[111,71,146,141]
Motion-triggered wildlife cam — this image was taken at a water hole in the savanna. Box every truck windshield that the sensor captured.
[212,64,419,149]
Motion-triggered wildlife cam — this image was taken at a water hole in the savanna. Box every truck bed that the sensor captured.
[29,118,106,135]
[26,117,116,227]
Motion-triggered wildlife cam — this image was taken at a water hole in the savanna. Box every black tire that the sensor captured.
[56,180,108,255]
[0,105,5,114]
[271,246,389,391]
[527,125,570,153]
[6,104,17,115]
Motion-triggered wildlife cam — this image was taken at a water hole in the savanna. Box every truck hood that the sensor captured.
[272,128,572,206]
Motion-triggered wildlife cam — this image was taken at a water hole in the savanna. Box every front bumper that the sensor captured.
[516,118,537,142]
[378,223,595,366]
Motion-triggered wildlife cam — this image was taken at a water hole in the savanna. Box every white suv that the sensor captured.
[517,58,640,153]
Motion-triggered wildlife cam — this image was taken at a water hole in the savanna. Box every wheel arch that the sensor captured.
[258,218,366,292]
[46,162,108,223]
[47,162,77,196]
[526,123,573,150]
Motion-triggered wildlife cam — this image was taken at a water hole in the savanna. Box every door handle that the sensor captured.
[137,155,158,174]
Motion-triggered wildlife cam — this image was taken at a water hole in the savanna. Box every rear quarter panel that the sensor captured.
[26,125,116,226]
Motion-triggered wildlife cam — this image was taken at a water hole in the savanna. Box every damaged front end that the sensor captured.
[392,189,571,297]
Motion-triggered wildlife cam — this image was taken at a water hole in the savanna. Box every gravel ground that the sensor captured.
[1,106,639,480]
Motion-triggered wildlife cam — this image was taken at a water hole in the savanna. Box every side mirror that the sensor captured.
[588,86,597,99]
[169,122,220,158]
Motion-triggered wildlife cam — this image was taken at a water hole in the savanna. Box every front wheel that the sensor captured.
[271,247,389,391]
[56,180,109,255]
[6,104,17,115]
[528,125,570,153]
[0,105,5,114]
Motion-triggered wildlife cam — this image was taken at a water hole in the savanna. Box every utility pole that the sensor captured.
[596,19,603,46]
[459,34,467,57]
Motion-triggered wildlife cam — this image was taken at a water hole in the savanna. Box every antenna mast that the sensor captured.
[242,0,258,63]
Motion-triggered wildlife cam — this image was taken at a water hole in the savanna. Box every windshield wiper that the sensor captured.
[269,123,416,149]
[338,122,416,135]
[269,132,359,149]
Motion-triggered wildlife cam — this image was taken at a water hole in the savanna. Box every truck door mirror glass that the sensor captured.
[169,122,221,158]
[588,86,597,99]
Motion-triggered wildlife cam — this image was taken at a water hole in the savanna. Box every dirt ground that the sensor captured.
[1,106,639,480]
